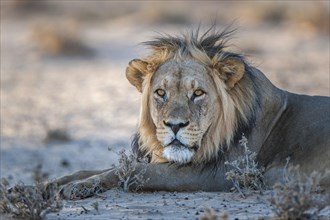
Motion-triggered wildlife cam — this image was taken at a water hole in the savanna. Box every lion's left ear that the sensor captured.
[216,57,245,89]
[126,59,152,93]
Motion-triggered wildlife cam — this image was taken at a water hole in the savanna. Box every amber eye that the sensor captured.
[193,89,205,97]
[155,89,166,97]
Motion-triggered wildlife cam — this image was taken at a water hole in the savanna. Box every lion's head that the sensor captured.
[126,28,257,164]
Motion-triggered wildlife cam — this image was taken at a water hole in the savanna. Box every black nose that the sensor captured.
[163,121,189,135]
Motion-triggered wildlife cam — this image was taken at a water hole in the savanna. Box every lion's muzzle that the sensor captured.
[163,120,190,135]
[163,145,195,164]
[157,120,202,164]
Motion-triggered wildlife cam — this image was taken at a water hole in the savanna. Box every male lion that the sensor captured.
[55,28,329,199]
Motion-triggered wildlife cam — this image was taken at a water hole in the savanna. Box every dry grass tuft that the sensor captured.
[0,178,62,220]
[225,135,265,197]
[91,201,100,214]
[44,128,71,144]
[269,158,330,220]
[113,150,149,192]
[199,207,229,220]
[33,164,49,183]
[31,25,94,57]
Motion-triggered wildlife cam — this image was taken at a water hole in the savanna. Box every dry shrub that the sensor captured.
[269,158,330,220]
[31,25,93,57]
[55,150,149,200]
[113,149,149,192]
[199,207,229,220]
[225,135,265,197]
[4,0,46,12]
[0,179,62,220]
[33,164,49,183]
[44,128,71,144]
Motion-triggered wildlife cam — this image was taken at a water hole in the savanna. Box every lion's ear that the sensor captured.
[216,57,245,89]
[126,59,150,92]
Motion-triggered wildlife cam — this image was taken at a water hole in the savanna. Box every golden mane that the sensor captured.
[132,27,257,163]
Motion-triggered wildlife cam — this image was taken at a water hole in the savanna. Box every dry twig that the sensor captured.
[269,158,330,219]
[225,135,265,197]
[113,149,149,192]
[0,178,62,220]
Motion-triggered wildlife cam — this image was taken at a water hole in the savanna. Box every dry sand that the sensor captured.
[1,2,329,219]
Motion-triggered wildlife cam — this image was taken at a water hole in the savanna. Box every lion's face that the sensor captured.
[149,60,219,163]
[126,33,251,164]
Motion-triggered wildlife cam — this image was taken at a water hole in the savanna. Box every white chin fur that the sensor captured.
[163,146,195,164]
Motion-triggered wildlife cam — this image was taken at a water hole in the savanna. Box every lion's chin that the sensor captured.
[163,145,195,164]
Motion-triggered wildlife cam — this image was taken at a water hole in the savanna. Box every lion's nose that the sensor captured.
[163,120,189,135]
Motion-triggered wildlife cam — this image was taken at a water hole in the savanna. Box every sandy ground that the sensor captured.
[1,2,329,220]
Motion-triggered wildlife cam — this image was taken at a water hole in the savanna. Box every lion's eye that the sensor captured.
[193,89,205,97]
[155,89,166,98]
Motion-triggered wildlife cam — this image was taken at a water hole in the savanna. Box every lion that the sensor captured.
[53,27,330,199]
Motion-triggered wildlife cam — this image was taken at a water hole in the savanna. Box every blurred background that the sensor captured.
[1,1,329,185]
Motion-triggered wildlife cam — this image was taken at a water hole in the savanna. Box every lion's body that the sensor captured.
[259,92,330,185]
[54,28,329,199]
[226,67,329,187]
[131,62,330,188]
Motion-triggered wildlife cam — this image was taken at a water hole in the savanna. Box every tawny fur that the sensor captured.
[127,28,256,163]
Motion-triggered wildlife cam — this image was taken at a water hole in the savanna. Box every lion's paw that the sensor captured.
[58,178,105,200]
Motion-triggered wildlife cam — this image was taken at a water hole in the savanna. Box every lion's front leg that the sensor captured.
[58,169,119,200]
[48,169,118,200]
[51,169,112,186]
[57,171,115,199]
[50,162,231,200]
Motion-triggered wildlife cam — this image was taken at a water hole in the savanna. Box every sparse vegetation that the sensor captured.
[33,164,49,183]
[269,158,330,220]
[0,178,62,220]
[113,149,149,192]
[199,207,229,220]
[44,128,71,144]
[31,25,94,57]
[47,149,149,200]
[91,201,100,214]
[225,135,265,197]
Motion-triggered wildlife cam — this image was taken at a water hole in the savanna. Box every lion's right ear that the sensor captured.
[215,57,245,89]
[126,59,151,92]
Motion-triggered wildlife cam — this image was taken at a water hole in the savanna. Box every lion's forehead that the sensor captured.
[152,60,211,91]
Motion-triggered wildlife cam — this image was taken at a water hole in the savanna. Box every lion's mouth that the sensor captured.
[163,139,198,164]
[167,139,198,151]
[168,139,184,147]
